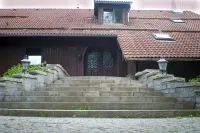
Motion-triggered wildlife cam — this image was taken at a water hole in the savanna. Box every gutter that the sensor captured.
[125,57,200,61]
[0,34,117,38]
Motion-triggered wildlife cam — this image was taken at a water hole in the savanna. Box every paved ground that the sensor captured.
[0,116,200,133]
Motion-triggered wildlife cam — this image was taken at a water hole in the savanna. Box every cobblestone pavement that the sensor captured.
[0,116,200,133]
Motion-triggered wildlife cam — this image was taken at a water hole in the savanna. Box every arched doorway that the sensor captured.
[84,48,116,76]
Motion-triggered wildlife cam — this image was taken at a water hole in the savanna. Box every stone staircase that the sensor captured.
[0,76,197,118]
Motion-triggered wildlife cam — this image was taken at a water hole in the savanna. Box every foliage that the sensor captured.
[38,112,48,117]
[2,64,22,77]
[196,112,200,117]
[189,75,200,82]
[2,61,47,77]
[77,106,92,110]
[9,111,16,116]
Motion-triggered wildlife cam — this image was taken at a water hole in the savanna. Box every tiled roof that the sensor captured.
[118,31,200,59]
[0,9,200,59]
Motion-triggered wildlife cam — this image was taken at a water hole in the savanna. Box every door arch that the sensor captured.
[84,48,116,76]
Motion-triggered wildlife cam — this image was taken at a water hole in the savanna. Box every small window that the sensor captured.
[104,9,113,24]
[103,8,123,24]
[28,56,42,65]
[87,52,100,68]
[103,51,113,68]
[153,33,175,41]
[171,19,185,23]
[114,9,123,23]
[26,48,42,65]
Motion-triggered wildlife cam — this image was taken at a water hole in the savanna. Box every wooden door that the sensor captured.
[85,49,115,76]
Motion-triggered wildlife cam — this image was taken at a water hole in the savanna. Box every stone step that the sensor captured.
[58,79,115,84]
[42,87,154,92]
[3,91,164,97]
[0,96,176,102]
[0,102,194,110]
[62,76,130,80]
[48,83,145,88]
[61,80,141,84]
[0,109,197,118]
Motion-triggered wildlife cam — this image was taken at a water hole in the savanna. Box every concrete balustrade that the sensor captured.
[0,64,69,91]
[135,69,200,108]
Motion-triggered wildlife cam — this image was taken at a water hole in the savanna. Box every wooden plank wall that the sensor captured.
[0,36,127,77]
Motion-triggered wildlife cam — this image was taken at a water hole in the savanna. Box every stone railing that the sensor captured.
[0,64,69,93]
[135,69,200,108]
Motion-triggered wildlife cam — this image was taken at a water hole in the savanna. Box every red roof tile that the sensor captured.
[118,31,200,58]
[0,9,200,59]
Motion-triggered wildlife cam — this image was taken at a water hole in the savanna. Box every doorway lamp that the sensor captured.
[157,58,168,74]
[21,55,31,74]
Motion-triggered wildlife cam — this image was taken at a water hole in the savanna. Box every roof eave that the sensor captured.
[0,33,118,38]
[125,57,200,61]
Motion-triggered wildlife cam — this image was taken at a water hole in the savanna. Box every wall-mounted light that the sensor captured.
[157,58,168,74]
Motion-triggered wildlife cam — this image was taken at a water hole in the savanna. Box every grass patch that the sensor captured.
[38,112,48,117]
[8,111,16,116]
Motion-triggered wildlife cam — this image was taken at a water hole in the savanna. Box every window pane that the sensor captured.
[103,51,113,68]
[88,52,100,68]
[104,11,113,24]
[115,9,123,23]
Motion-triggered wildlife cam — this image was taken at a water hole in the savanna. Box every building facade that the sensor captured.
[0,0,200,79]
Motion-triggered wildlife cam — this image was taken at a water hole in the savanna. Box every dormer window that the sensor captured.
[94,0,131,25]
[104,9,123,24]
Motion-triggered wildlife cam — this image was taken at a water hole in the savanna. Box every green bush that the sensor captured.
[2,64,22,77]
[189,75,200,82]
[2,61,47,77]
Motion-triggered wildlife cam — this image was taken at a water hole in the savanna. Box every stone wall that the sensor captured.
[0,64,69,93]
[135,69,200,109]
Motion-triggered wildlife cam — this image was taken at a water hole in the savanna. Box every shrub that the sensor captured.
[2,61,47,77]
[2,64,22,77]
[189,75,200,82]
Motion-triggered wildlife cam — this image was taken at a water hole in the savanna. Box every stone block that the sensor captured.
[44,74,54,84]
[22,78,38,91]
[160,88,175,94]
[29,70,48,76]
[35,75,46,88]
[195,90,200,109]
[175,87,195,93]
